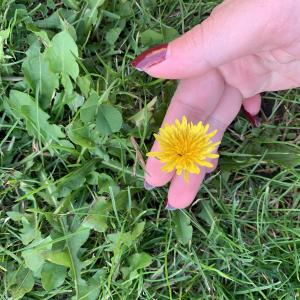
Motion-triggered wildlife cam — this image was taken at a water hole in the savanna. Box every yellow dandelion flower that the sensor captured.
[147,116,220,183]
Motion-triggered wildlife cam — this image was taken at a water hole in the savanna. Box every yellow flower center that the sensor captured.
[147,116,220,182]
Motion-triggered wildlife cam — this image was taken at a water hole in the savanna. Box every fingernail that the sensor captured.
[132,43,168,71]
[144,181,155,190]
[165,203,177,211]
[243,109,261,127]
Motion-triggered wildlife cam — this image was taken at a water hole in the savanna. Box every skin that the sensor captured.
[142,0,300,209]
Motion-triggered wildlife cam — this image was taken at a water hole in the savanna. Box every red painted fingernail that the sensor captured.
[243,109,261,127]
[132,43,168,71]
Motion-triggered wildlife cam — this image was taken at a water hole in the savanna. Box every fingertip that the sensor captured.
[243,94,261,116]
[167,171,206,209]
[145,142,175,187]
[144,156,174,187]
[205,157,219,174]
[143,30,212,79]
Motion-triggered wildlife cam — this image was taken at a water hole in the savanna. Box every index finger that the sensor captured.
[145,70,224,188]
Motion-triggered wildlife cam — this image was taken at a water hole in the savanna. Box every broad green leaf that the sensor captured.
[54,159,96,197]
[264,143,300,168]
[22,236,52,274]
[62,0,79,10]
[162,27,180,42]
[85,0,105,29]
[107,231,130,251]
[9,268,34,300]
[173,211,193,245]
[129,97,157,127]
[80,91,99,124]
[43,250,72,267]
[34,11,62,29]
[107,222,145,252]
[86,171,99,185]
[96,104,122,135]
[131,221,146,239]
[67,120,95,148]
[117,1,133,17]
[141,29,163,46]
[0,28,10,61]
[121,252,152,279]
[61,72,74,95]
[61,224,90,286]
[198,201,215,226]
[69,225,90,254]
[6,211,24,221]
[64,92,85,112]
[74,270,104,300]
[83,197,112,233]
[98,173,117,194]
[45,30,79,80]
[41,262,67,291]
[22,43,59,109]
[77,75,91,98]
[106,27,122,46]
[34,9,77,33]
[87,0,105,8]
[6,90,66,146]
[20,217,41,246]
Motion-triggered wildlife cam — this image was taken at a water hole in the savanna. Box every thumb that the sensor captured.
[132,0,288,79]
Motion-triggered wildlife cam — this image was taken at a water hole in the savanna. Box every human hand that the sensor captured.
[132,0,300,209]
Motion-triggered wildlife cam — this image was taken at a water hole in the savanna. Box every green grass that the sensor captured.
[0,0,300,299]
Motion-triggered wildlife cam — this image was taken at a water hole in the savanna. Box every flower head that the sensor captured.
[147,116,220,182]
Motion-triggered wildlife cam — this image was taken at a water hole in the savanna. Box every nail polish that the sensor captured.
[144,181,155,190]
[165,203,177,211]
[243,109,261,127]
[132,43,168,71]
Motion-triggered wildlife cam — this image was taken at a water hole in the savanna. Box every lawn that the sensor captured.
[0,0,300,299]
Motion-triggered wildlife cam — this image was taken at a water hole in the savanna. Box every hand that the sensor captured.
[132,0,300,209]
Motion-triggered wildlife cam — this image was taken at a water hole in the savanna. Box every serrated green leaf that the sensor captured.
[97,173,118,194]
[74,270,104,300]
[41,262,67,291]
[69,225,90,254]
[22,43,59,109]
[96,104,122,135]
[67,120,95,148]
[121,252,152,279]
[264,143,300,168]
[173,211,193,245]
[45,30,79,80]
[20,217,41,246]
[22,236,52,274]
[83,197,112,232]
[5,90,67,147]
[9,267,34,300]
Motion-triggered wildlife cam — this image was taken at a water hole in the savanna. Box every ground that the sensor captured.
[0,0,300,299]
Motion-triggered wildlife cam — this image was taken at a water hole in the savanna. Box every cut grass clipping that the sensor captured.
[0,1,300,299]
